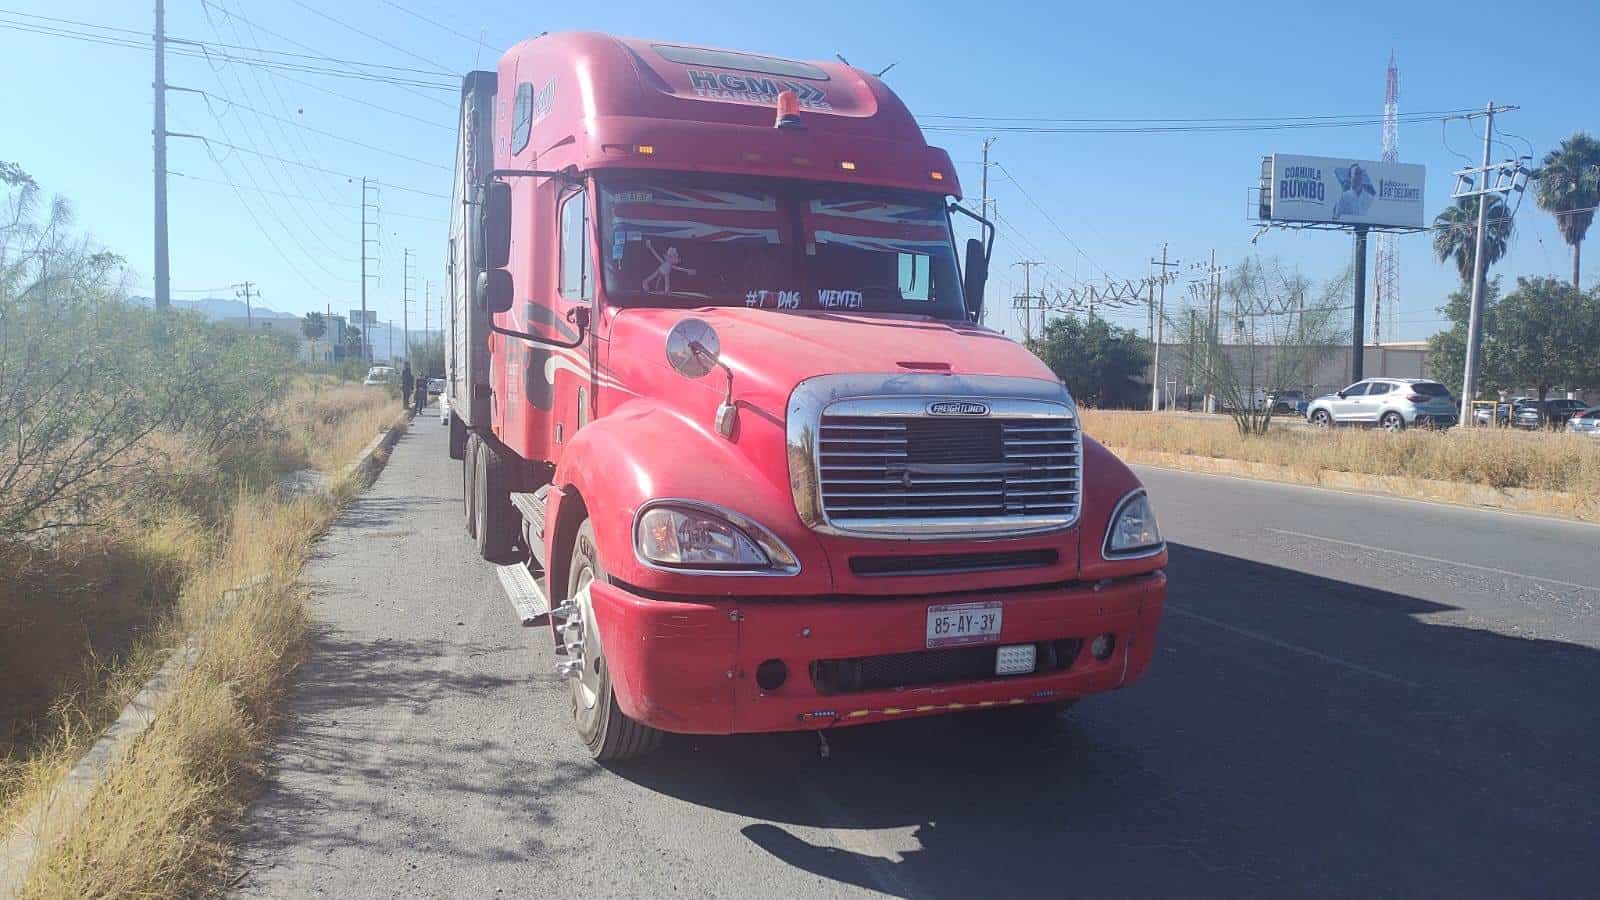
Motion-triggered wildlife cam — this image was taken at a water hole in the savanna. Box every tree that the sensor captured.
[1027,314,1150,408]
[1433,195,1513,290]
[342,325,364,359]
[1533,132,1600,289]
[1491,277,1600,424]
[1164,256,1348,435]
[1425,277,1504,398]
[301,311,326,361]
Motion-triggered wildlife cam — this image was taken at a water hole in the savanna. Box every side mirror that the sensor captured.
[1336,391,1346,399]
[483,181,512,270]
[476,269,513,314]
[963,237,988,320]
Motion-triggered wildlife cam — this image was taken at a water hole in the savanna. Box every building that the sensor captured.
[1146,340,1434,408]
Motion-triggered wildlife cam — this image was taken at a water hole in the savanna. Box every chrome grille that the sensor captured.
[817,414,1080,531]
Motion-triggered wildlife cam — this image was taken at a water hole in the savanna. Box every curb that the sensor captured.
[0,415,408,898]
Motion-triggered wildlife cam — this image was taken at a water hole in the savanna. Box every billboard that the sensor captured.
[348,309,378,328]
[1262,154,1425,228]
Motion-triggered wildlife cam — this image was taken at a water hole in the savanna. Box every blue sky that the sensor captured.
[2,0,1595,342]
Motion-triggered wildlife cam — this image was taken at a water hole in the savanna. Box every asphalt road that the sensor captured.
[234,417,1600,898]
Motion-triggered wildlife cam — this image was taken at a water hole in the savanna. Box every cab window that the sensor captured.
[559,189,590,299]
[1367,382,1392,396]
[1342,383,1370,397]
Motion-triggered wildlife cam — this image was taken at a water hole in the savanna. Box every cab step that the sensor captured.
[495,561,550,626]
[509,485,551,569]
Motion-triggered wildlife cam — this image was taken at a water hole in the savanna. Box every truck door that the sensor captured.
[544,182,594,465]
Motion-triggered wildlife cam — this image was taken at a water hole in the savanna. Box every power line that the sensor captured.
[190,89,449,170]
[286,0,454,75]
[922,111,1484,135]
[921,107,1481,125]
[271,70,455,132]
[993,161,1117,282]
[167,170,446,221]
[179,137,450,198]
[378,0,504,55]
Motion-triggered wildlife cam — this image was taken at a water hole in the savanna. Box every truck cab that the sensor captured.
[446,33,1167,759]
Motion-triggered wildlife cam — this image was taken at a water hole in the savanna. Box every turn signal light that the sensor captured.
[635,144,655,155]
[930,170,944,181]
[839,160,857,171]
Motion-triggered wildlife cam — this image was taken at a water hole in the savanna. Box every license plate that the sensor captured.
[926,601,1002,648]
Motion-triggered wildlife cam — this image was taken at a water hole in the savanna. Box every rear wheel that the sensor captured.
[1381,411,1405,432]
[1311,409,1332,427]
[474,438,516,562]
[565,519,662,761]
[463,433,480,539]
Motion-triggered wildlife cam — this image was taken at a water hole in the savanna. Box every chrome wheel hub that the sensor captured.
[564,569,602,713]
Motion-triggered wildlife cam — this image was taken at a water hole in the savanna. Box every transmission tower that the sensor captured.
[1372,51,1400,343]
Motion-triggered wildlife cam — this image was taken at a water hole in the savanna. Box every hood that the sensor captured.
[609,306,1057,399]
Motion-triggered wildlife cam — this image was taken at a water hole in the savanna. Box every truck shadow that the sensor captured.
[610,542,1600,897]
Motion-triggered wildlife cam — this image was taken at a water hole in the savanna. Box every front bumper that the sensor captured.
[587,572,1166,735]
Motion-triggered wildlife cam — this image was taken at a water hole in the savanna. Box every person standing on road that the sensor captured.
[399,362,415,411]
[413,372,428,414]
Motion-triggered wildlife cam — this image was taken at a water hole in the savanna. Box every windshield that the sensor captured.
[597,173,965,318]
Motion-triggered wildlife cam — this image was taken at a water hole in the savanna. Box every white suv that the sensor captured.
[1306,378,1458,431]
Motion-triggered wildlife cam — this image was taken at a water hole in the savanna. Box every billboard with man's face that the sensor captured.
[1263,154,1425,228]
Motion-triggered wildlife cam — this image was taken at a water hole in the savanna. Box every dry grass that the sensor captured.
[1083,410,1600,520]
[0,378,395,865]
[16,492,335,898]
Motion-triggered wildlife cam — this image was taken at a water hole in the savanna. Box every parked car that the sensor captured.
[361,365,397,386]
[1567,405,1600,435]
[1514,398,1588,430]
[426,377,445,396]
[1306,378,1457,430]
[1268,389,1308,416]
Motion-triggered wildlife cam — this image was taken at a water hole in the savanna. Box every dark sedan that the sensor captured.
[1515,398,1588,430]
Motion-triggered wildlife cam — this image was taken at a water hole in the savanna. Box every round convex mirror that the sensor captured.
[665,318,721,379]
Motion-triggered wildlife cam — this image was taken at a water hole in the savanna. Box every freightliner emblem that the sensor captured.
[927,400,990,416]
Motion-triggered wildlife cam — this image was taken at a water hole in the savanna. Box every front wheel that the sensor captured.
[564,519,663,761]
[1310,409,1332,428]
[1381,411,1405,432]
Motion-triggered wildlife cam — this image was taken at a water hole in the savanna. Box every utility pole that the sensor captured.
[1351,226,1368,382]
[360,178,380,361]
[387,319,394,362]
[977,137,997,325]
[1150,244,1178,411]
[232,281,255,326]
[1460,101,1496,427]
[1012,259,1042,342]
[402,248,414,362]
[152,0,170,309]
[423,279,430,362]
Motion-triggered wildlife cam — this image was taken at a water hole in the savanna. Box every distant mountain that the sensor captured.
[126,295,301,321]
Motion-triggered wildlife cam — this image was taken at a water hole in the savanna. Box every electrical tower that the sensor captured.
[1372,51,1400,343]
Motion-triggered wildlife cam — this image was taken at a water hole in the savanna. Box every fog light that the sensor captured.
[755,659,788,691]
[1090,633,1116,660]
[995,644,1037,676]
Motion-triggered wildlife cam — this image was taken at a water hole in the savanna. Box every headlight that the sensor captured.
[634,502,800,574]
[1104,490,1163,557]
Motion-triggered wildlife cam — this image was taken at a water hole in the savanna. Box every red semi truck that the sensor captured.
[446,32,1167,760]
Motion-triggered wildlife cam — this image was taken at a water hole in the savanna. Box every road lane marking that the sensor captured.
[1166,606,1421,689]
[1265,528,1596,593]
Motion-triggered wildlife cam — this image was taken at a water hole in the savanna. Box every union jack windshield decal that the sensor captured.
[608,186,782,245]
[804,198,951,256]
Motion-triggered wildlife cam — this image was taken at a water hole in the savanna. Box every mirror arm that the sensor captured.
[489,308,588,350]
[947,201,995,260]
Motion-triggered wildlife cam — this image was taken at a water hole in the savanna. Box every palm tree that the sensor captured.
[301,311,326,363]
[1433,195,1513,292]
[1533,132,1600,289]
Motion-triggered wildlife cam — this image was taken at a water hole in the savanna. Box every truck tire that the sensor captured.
[448,410,467,460]
[463,433,479,539]
[565,519,663,761]
[474,436,516,562]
